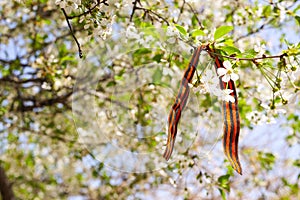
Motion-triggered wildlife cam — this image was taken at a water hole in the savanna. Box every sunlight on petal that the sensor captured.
[231,73,239,81]
[223,60,232,69]
[217,68,227,76]
[222,74,230,82]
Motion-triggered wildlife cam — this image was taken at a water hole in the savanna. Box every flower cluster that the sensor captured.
[125,25,156,47]
[166,26,180,44]
[199,69,221,96]
[55,0,81,13]
[195,65,238,103]
[254,42,266,56]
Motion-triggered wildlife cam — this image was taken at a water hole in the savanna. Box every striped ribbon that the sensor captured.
[163,44,242,175]
[205,45,242,175]
[163,46,204,160]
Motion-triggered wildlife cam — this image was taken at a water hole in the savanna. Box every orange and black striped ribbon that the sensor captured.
[163,46,204,160]
[206,45,242,175]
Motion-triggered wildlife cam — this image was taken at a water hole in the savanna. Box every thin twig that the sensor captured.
[234,18,275,42]
[205,49,288,61]
[135,6,170,25]
[130,0,140,22]
[186,2,203,29]
[61,8,83,58]
[66,0,109,19]
[176,0,186,23]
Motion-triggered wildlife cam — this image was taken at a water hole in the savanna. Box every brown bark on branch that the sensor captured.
[0,166,15,200]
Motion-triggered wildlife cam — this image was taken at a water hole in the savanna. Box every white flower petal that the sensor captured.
[230,73,239,81]
[223,89,233,95]
[223,60,232,69]
[188,83,193,88]
[254,44,260,52]
[222,74,230,82]
[167,37,176,44]
[206,69,213,78]
[222,89,235,102]
[228,95,235,103]
[217,68,227,76]
[212,77,219,84]
[212,88,222,97]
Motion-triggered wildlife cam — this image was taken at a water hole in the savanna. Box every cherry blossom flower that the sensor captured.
[217,60,239,82]
[55,0,80,13]
[55,0,66,9]
[126,25,140,39]
[166,26,180,44]
[254,43,266,55]
[166,26,180,37]
[201,69,222,96]
[221,89,235,103]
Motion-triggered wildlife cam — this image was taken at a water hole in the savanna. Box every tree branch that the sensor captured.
[135,6,170,25]
[0,76,45,84]
[186,2,204,29]
[61,8,83,58]
[16,91,73,112]
[0,165,15,200]
[234,18,275,42]
[130,0,140,22]
[176,0,186,23]
[206,50,288,61]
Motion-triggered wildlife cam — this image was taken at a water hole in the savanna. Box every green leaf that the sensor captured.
[60,55,76,64]
[153,53,163,63]
[293,159,300,168]
[293,5,300,13]
[223,39,234,46]
[220,46,241,55]
[283,46,300,56]
[152,68,162,84]
[219,189,227,200]
[25,153,35,168]
[175,24,187,36]
[214,26,233,40]
[191,29,205,37]
[238,49,256,58]
[133,48,152,56]
[218,174,230,188]
[262,5,272,17]
[258,151,276,171]
[7,133,18,142]
[218,174,230,182]
[106,80,116,87]
[295,15,300,26]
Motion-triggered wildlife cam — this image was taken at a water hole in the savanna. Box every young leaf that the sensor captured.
[152,68,162,84]
[214,26,233,40]
[220,46,241,55]
[175,24,187,36]
[218,189,226,200]
[191,29,205,37]
[295,15,300,26]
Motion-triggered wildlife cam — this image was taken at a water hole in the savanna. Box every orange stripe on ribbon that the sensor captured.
[206,45,242,175]
[163,46,204,160]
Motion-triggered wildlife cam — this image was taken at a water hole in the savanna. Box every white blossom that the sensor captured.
[221,89,235,102]
[217,60,239,82]
[166,26,180,44]
[254,43,266,55]
[126,24,140,39]
[200,69,222,96]
[55,0,80,12]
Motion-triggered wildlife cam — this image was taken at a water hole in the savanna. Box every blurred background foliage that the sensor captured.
[0,0,299,199]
